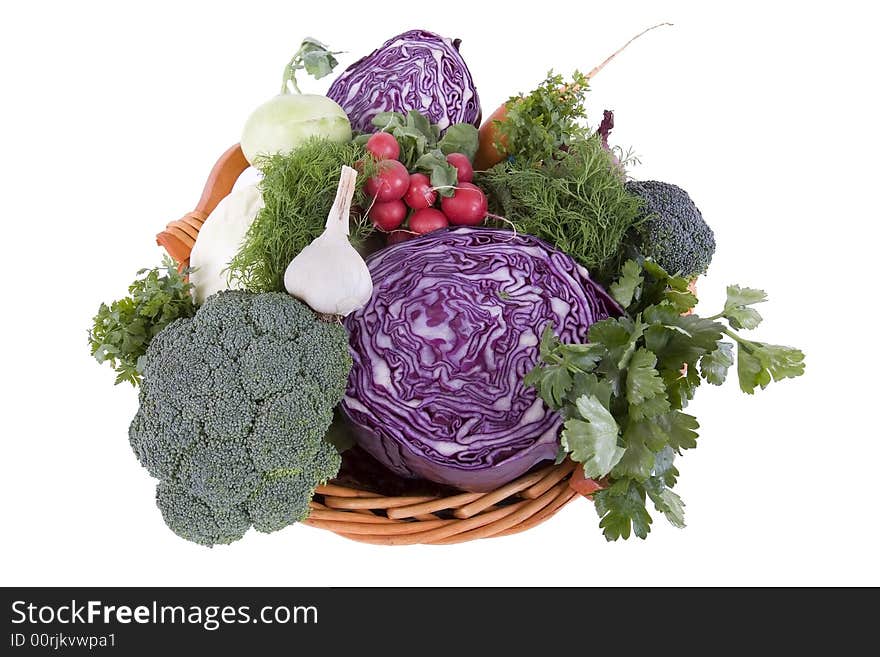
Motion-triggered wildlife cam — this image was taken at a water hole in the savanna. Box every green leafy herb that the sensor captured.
[228,139,374,293]
[477,137,643,281]
[562,395,624,478]
[497,70,591,163]
[526,259,805,540]
[610,259,643,307]
[282,37,341,94]
[88,256,195,386]
[720,284,766,330]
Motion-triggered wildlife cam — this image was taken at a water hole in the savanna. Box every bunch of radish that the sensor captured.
[363,133,488,244]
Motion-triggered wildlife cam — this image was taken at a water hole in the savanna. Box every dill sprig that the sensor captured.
[477,136,643,283]
[229,139,375,292]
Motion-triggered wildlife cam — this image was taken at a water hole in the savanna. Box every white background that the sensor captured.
[2,1,877,586]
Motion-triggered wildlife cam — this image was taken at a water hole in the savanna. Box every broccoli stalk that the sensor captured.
[129,291,352,546]
[626,180,716,279]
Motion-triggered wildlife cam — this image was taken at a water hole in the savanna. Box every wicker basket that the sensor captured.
[157,144,587,545]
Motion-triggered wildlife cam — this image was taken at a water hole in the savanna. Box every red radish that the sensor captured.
[440,183,487,226]
[369,200,407,232]
[404,173,437,210]
[409,208,449,234]
[366,132,401,161]
[445,152,474,183]
[387,230,415,245]
[365,160,410,202]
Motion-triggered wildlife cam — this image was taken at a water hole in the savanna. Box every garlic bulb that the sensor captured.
[283,166,373,315]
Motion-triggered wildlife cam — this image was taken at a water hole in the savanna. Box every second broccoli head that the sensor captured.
[129,290,352,546]
[626,180,716,279]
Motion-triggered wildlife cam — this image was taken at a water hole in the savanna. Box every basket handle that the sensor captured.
[156,143,250,267]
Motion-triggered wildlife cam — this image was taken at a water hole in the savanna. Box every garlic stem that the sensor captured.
[327,166,357,236]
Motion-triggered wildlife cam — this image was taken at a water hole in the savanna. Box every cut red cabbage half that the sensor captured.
[327,30,481,134]
[342,227,620,492]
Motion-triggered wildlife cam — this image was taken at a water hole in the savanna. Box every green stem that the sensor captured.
[721,327,757,354]
[281,46,305,95]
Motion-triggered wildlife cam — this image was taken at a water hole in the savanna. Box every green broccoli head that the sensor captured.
[129,291,351,547]
[626,180,716,279]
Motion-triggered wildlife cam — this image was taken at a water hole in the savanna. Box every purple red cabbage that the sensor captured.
[341,227,620,491]
[327,30,482,134]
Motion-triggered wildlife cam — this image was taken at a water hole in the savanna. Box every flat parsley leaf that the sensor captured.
[523,364,571,409]
[645,478,686,529]
[626,343,671,419]
[723,285,767,330]
[562,395,624,478]
[655,411,699,451]
[613,423,656,481]
[652,446,679,487]
[610,259,643,308]
[594,479,653,541]
[700,342,735,385]
[736,341,806,394]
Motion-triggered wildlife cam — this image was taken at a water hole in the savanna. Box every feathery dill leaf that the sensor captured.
[477,136,643,283]
[229,139,375,293]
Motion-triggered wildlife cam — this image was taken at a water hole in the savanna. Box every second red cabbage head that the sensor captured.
[342,227,620,491]
[327,30,482,134]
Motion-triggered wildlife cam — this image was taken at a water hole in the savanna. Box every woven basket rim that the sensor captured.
[159,143,585,545]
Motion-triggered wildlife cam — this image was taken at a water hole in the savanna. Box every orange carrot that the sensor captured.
[474,22,672,170]
[473,104,509,170]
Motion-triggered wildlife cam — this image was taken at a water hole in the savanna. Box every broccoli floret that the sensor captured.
[129,291,350,546]
[626,180,716,279]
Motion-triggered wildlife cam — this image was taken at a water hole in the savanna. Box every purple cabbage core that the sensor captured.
[327,29,482,134]
[342,227,620,491]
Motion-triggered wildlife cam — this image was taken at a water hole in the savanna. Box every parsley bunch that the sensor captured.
[497,70,591,164]
[89,257,195,386]
[525,260,805,540]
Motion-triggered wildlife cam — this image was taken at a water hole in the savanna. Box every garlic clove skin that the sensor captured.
[283,165,374,316]
[284,229,373,316]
